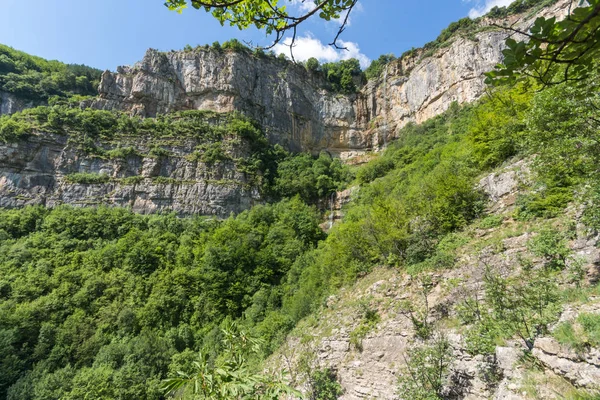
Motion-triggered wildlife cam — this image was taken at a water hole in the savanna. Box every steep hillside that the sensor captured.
[1,0,599,399]
[3,69,600,399]
[269,162,600,399]
[0,44,101,114]
[0,0,572,216]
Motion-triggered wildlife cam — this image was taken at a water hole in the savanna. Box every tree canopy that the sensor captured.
[164,0,358,52]
[486,0,600,87]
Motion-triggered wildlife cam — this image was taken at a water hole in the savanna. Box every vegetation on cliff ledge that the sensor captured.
[2,68,599,398]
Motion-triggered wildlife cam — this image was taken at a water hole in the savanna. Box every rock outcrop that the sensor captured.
[87,0,571,157]
[0,131,261,216]
[0,91,42,115]
[0,0,573,215]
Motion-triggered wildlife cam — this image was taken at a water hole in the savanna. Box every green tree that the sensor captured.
[162,323,301,399]
[305,57,320,72]
[321,59,363,93]
[364,54,396,80]
[397,335,454,400]
[309,368,343,400]
[0,44,101,101]
[164,0,359,49]
[486,0,600,86]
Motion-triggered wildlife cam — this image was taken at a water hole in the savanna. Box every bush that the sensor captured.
[527,228,571,270]
[349,300,380,351]
[148,146,171,158]
[464,268,561,355]
[305,57,320,72]
[272,151,353,203]
[364,54,396,80]
[355,157,394,184]
[397,335,454,400]
[64,172,110,184]
[0,116,32,142]
[321,59,364,93]
[221,39,249,53]
[309,368,343,400]
[554,313,600,352]
[105,146,140,159]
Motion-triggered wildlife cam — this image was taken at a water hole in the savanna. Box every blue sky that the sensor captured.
[0,0,515,70]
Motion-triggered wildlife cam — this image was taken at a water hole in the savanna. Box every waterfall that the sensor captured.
[381,63,389,148]
[328,192,336,230]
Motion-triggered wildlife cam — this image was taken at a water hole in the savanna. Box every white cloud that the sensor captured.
[466,0,516,18]
[272,34,371,69]
[289,0,363,26]
[290,0,315,13]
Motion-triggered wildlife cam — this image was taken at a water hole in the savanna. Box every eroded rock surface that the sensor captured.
[0,1,573,215]
[0,91,42,115]
[86,1,572,157]
[0,132,260,216]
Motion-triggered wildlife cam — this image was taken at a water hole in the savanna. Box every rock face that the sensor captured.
[87,0,570,157]
[0,0,573,215]
[0,91,43,115]
[91,51,357,155]
[0,132,261,216]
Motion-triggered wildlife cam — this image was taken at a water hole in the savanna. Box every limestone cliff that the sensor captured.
[0,117,263,216]
[88,0,570,158]
[91,51,357,154]
[0,0,572,216]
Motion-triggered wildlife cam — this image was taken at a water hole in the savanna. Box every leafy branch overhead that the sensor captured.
[163,0,358,54]
[162,323,302,399]
[486,0,600,87]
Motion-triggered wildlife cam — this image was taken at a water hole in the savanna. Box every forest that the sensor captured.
[1,0,600,396]
[0,44,101,101]
[1,68,599,398]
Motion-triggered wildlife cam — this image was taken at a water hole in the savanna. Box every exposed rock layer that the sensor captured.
[0,132,260,216]
[0,0,572,215]
[89,0,570,157]
[0,91,42,115]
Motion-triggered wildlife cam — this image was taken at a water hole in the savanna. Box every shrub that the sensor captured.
[464,267,561,355]
[148,146,171,158]
[321,59,364,93]
[222,39,249,53]
[64,172,110,184]
[355,157,394,184]
[364,54,396,80]
[305,57,320,72]
[349,300,380,351]
[397,335,454,400]
[527,228,571,270]
[309,368,343,400]
[0,117,32,142]
[105,146,139,159]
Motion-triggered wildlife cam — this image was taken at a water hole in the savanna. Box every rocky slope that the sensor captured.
[269,161,600,399]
